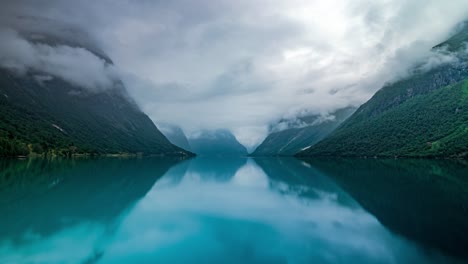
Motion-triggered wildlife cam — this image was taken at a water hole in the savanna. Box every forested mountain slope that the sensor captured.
[252,107,355,156]
[298,24,468,158]
[0,24,190,157]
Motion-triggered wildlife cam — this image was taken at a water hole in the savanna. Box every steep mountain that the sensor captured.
[433,22,468,52]
[0,22,190,157]
[298,24,468,158]
[158,123,192,151]
[188,129,248,156]
[251,107,355,156]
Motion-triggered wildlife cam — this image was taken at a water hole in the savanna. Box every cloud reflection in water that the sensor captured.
[0,157,461,264]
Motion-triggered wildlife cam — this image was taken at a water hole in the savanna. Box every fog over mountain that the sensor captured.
[2,0,468,149]
[157,123,192,152]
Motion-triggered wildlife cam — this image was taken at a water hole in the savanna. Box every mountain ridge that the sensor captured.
[252,107,356,156]
[188,129,248,157]
[298,24,468,158]
[0,22,191,157]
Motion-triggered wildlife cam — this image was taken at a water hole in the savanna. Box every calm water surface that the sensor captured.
[0,157,467,264]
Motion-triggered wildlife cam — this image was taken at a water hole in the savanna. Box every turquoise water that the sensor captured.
[0,157,467,263]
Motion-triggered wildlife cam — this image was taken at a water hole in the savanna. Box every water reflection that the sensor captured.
[0,157,181,263]
[305,158,468,261]
[0,157,466,263]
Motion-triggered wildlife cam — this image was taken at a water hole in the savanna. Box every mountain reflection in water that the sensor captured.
[0,157,466,264]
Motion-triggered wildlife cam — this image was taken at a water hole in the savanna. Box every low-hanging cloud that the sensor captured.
[0,27,119,92]
[2,0,468,148]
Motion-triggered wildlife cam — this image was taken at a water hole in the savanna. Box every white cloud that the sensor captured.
[2,0,468,147]
[0,28,119,92]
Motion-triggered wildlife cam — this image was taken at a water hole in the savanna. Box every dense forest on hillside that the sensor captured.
[298,23,468,159]
[298,79,468,158]
[252,108,355,156]
[0,70,188,157]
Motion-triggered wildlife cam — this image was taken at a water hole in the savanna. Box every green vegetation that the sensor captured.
[298,24,468,159]
[298,79,468,158]
[0,69,189,157]
[252,107,355,156]
[433,21,468,52]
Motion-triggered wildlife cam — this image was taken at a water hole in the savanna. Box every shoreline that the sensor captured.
[0,151,195,160]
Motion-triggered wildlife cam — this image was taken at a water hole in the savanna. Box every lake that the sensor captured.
[0,157,467,264]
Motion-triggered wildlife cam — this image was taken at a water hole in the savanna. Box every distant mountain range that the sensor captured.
[298,23,468,158]
[0,21,191,157]
[159,126,249,157]
[252,107,355,156]
[2,18,467,159]
[188,129,248,157]
[158,123,192,152]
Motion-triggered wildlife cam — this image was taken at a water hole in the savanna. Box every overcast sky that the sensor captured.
[2,0,468,149]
